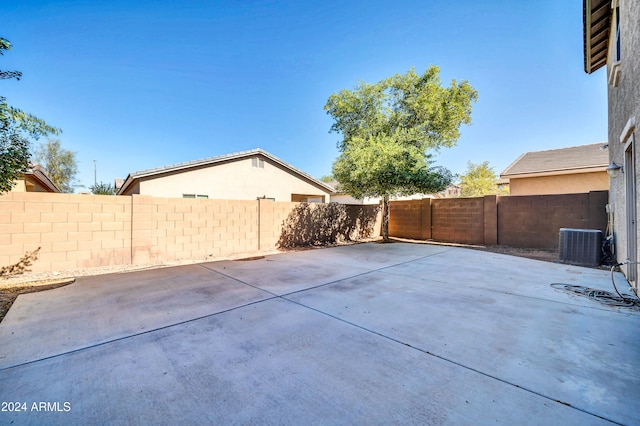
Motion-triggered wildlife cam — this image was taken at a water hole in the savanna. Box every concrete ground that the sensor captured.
[0,242,639,425]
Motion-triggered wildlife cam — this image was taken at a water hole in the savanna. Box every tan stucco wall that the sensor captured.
[508,171,609,195]
[10,180,27,192]
[126,157,331,201]
[10,177,52,193]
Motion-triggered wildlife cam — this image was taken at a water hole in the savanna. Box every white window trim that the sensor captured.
[608,62,621,86]
[620,116,636,145]
[608,0,621,87]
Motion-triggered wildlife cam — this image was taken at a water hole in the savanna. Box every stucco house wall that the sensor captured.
[508,171,609,195]
[119,149,332,202]
[605,0,639,285]
[10,166,60,193]
[501,144,609,196]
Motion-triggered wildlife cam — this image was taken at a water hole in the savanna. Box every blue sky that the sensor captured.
[2,0,607,191]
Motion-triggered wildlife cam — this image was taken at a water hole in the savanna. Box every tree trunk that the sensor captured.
[382,195,390,242]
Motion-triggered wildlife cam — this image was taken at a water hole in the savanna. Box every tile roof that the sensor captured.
[501,143,609,177]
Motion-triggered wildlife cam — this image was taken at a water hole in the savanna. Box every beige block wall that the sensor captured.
[258,200,299,251]
[508,171,609,195]
[1,192,380,274]
[1,192,132,272]
[131,157,330,202]
[130,195,267,264]
[0,193,303,273]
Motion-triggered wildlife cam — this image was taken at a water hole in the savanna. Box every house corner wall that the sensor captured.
[607,0,639,284]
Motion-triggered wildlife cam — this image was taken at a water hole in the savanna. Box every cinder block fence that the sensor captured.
[1,193,380,273]
[389,191,608,249]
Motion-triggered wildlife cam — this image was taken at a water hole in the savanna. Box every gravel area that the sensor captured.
[1,260,206,289]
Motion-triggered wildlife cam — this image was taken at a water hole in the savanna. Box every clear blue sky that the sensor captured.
[2,0,608,191]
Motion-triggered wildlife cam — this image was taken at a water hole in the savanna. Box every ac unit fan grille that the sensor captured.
[558,228,602,267]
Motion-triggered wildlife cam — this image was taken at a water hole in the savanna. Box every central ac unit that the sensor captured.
[558,228,602,267]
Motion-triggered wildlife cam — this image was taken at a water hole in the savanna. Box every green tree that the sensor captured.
[0,38,60,194]
[90,181,116,195]
[459,161,507,197]
[325,66,477,241]
[33,139,78,193]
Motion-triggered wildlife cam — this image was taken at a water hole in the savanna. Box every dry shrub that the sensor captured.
[0,247,41,277]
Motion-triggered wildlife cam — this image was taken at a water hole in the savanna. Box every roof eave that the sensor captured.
[583,0,612,74]
[501,166,608,179]
[116,148,335,196]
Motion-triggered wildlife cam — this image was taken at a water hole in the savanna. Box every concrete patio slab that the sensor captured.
[0,242,638,425]
[280,242,454,270]
[288,268,640,425]
[0,264,272,368]
[204,254,372,295]
[0,298,611,425]
[382,247,637,304]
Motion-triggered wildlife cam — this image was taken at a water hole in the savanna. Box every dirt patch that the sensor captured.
[480,245,558,263]
[389,237,560,263]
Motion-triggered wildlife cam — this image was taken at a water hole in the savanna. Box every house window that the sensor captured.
[615,5,621,62]
[183,194,208,199]
[251,157,264,168]
[608,2,622,86]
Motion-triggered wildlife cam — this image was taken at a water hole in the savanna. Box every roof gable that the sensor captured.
[24,164,61,193]
[501,143,609,177]
[117,148,334,195]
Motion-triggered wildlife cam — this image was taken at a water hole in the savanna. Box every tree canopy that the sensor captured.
[459,161,508,197]
[0,37,60,194]
[33,139,78,193]
[325,66,477,240]
[90,181,116,195]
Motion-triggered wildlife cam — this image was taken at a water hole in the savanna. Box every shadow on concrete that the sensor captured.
[277,203,380,249]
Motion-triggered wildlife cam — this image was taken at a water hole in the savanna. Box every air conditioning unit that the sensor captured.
[558,228,602,267]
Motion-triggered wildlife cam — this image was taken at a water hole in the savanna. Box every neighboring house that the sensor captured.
[117,148,334,202]
[500,143,609,195]
[437,184,462,198]
[495,178,510,194]
[10,164,60,193]
[584,0,639,287]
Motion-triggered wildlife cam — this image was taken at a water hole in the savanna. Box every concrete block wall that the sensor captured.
[130,196,264,264]
[277,203,381,248]
[1,192,132,272]
[389,200,430,240]
[431,197,485,245]
[389,191,608,249]
[0,193,299,273]
[258,200,298,251]
[1,193,380,273]
[497,192,608,249]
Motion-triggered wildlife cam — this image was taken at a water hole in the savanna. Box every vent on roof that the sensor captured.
[558,228,602,267]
